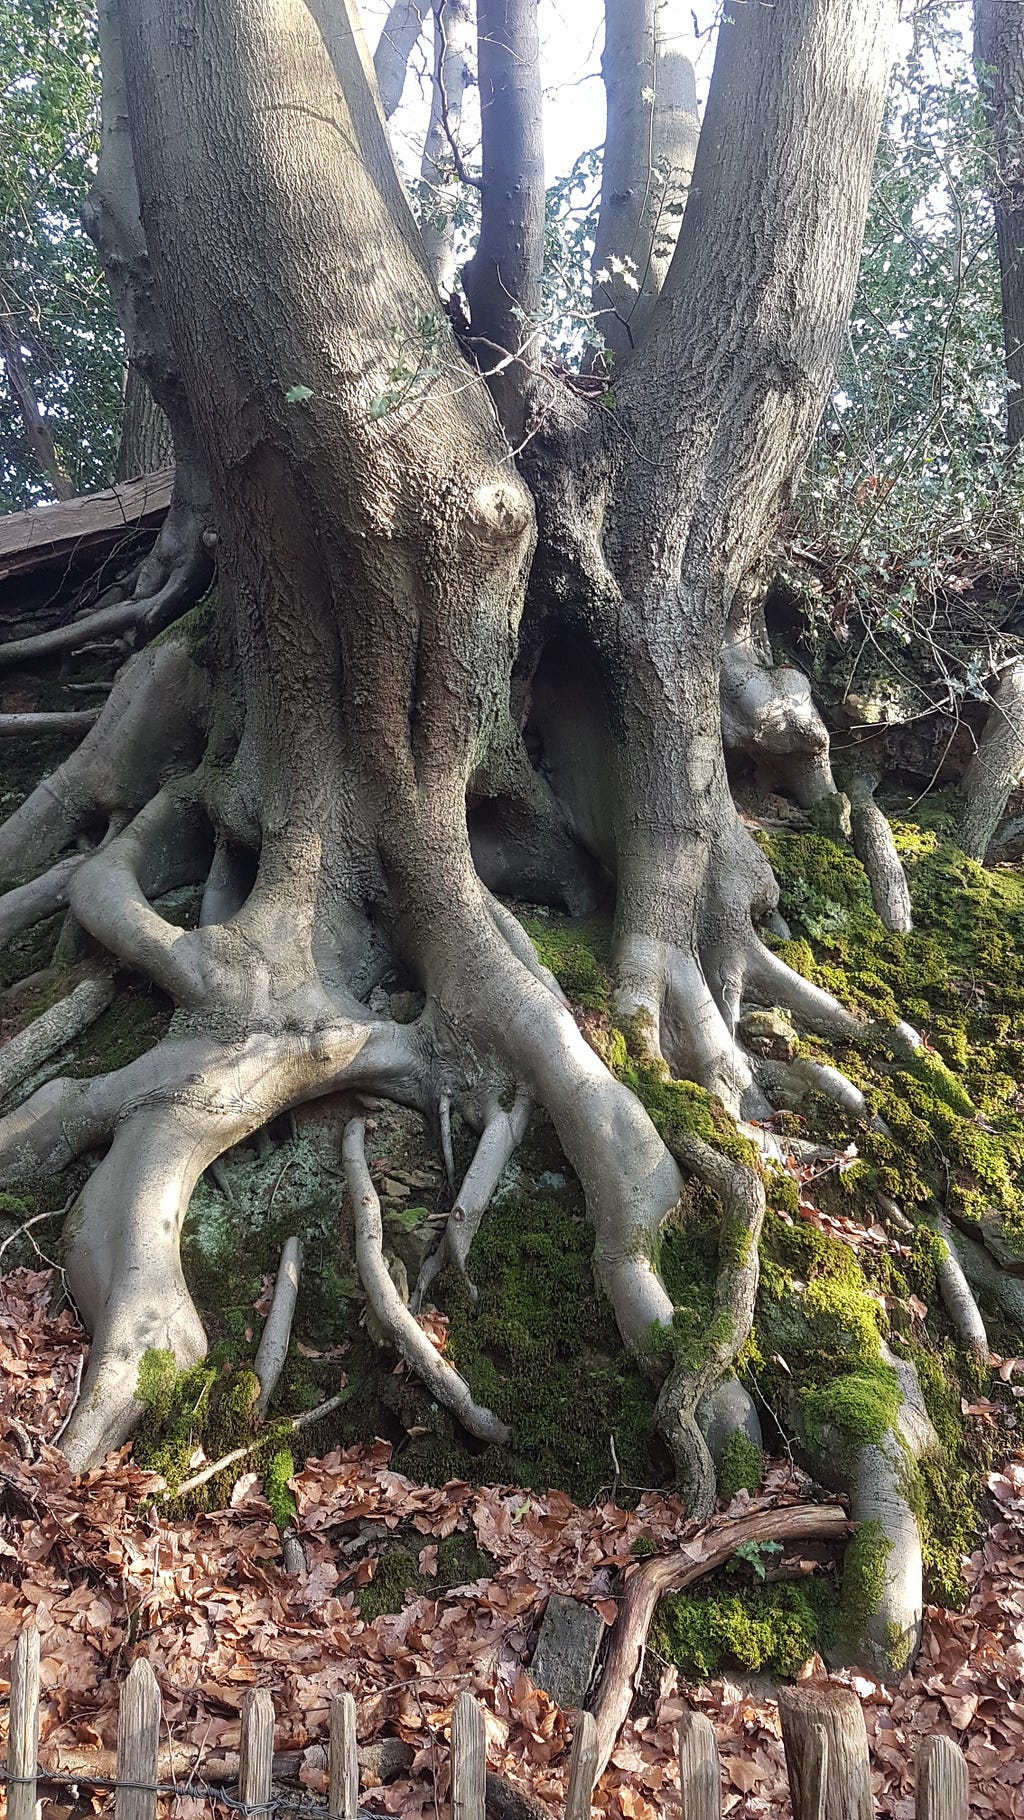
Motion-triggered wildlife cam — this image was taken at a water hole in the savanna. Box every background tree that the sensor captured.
[0,0,122,509]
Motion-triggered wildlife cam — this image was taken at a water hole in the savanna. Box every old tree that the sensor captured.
[10,0,1019,1680]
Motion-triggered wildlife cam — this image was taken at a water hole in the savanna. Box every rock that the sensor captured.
[696,1374,763,1465]
[384,1204,441,1277]
[737,1007,799,1062]
[529,1593,605,1709]
[389,990,425,1024]
[979,1209,1024,1276]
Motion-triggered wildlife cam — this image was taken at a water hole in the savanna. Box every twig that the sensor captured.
[167,1393,346,1500]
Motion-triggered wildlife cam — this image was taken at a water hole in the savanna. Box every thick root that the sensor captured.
[798,1345,937,1678]
[958,658,1024,861]
[845,772,913,934]
[720,636,836,809]
[655,1136,765,1516]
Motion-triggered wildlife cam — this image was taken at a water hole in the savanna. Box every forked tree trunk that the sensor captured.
[0,0,913,1677]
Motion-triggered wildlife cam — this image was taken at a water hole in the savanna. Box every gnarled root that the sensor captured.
[720,635,836,809]
[343,1116,510,1445]
[845,771,913,934]
[654,1136,765,1517]
[958,657,1024,861]
[0,638,209,887]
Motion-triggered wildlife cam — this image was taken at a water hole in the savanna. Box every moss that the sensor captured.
[653,1579,832,1680]
[263,1448,297,1531]
[71,985,172,1077]
[801,1362,901,1455]
[136,1348,180,1423]
[838,1520,892,1646]
[518,914,612,1012]
[339,1183,666,1502]
[355,1533,497,1621]
[718,1431,764,1500]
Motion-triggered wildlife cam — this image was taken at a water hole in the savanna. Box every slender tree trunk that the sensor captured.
[589,0,698,371]
[374,0,431,120]
[976,0,1024,450]
[465,0,545,440]
[0,315,75,499]
[420,0,474,295]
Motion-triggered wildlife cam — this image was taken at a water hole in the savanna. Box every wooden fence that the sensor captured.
[3,1621,970,1820]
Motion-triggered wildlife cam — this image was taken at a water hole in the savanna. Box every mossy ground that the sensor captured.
[652,1574,835,1680]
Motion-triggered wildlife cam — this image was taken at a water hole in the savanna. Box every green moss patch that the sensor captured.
[653,1578,832,1679]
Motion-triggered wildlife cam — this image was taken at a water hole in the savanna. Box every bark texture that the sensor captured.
[976,0,1024,450]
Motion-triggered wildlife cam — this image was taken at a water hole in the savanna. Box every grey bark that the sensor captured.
[116,363,173,480]
[975,0,1024,450]
[589,1,698,371]
[958,658,1024,859]
[373,0,431,120]
[465,0,545,441]
[420,0,474,294]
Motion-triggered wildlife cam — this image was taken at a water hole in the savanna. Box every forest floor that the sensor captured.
[3,641,1024,1816]
[1,1265,1024,1820]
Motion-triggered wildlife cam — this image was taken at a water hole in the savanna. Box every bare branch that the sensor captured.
[373,0,432,119]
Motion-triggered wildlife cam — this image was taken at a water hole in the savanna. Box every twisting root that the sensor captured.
[342,1117,510,1445]
[654,1135,766,1517]
[0,855,89,951]
[412,1091,531,1309]
[845,772,913,934]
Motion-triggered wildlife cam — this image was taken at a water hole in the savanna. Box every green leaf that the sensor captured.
[283,383,314,404]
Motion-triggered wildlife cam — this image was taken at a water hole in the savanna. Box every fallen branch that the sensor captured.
[0,711,100,737]
[0,973,114,1109]
[588,1501,852,1781]
[167,1392,346,1500]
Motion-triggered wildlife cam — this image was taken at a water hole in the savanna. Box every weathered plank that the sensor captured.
[8,1621,40,1820]
[115,1657,161,1820]
[0,469,173,582]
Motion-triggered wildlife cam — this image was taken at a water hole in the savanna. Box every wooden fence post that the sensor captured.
[8,1622,39,1820]
[451,1691,486,1820]
[778,1686,872,1820]
[328,1692,360,1820]
[115,1657,161,1820]
[239,1688,275,1813]
[916,1735,969,1820]
[565,1711,599,1820]
[677,1711,721,1820]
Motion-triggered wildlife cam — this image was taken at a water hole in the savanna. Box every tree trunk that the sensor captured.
[0,0,909,1688]
[589,0,698,371]
[975,0,1024,450]
[958,658,1024,858]
[0,316,75,499]
[115,363,173,480]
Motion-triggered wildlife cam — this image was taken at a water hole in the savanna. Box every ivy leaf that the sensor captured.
[284,383,314,404]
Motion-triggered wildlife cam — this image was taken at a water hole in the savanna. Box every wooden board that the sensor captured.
[0,468,173,584]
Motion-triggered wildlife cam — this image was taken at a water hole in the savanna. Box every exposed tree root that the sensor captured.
[253,1237,303,1420]
[958,658,1024,861]
[0,855,87,950]
[932,1218,990,1363]
[799,1345,937,1677]
[0,711,100,737]
[845,771,913,934]
[587,1502,852,1782]
[720,635,836,809]
[412,1091,531,1308]
[0,639,208,886]
[654,1137,766,1517]
[343,1116,510,1445]
[0,973,113,1109]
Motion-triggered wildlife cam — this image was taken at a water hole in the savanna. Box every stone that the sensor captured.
[696,1374,763,1466]
[529,1594,605,1709]
[737,1007,799,1062]
[979,1209,1024,1276]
